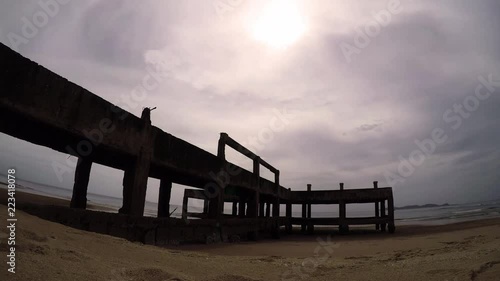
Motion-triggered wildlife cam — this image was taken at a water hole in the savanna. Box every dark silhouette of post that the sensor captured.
[301,203,307,232]
[158,178,172,217]
[374,181,380,230]
[339,183,348,234]
[182,189,189,220]
[238,199,246,218]
[380,199,386,232]
[119,108,153,217]
[388,196,396,233]
[307,184,314,234]
[232,202,238,216]
[286,188,292,233]
[70,157,93,209]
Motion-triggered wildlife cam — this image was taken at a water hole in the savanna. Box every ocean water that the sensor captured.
[2,175,499,225]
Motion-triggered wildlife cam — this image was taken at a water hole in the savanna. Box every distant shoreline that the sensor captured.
[395,203,451,210]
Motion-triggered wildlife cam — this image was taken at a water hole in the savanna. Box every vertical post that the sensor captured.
[119,148,151,217]
[380,199,386,232]
[247,156,261,240]
[374,181,380,231]
[203,200,209,215]
[307,184,313,234]
[208,184,224,222]
[232,201,238,216]
[286,188,292,234]
[272,170,281,239]
[217,133,227,160]
[158,178,172,217]
[259,201,265,217]
[301,203,307,232]
[266,202,271,217]
[182,190,189,220]
[70,157,93,209]
[339,183,348,234]
[274,170,280,193]
[388,196,395,233]
[119,110,153,217]
[238,198,246,218]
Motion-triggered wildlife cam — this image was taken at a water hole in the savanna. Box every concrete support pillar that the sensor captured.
[388,196,396,233]
[247,191,260,241]
[272,197,280,217]
[217,133,227,160]
[238,199,246,218]
[259,201,265,217]
[203,200,209,215]
[301,203,307,233]
[271,196,280,239]
[208,187,223,222]
[119,147,151,216]
[374,181,380,231]
[232,201,238,216]
[380,199,387,232]
[307,184,314,234]
[182,190,189,220]
[286,202,292,234]
[70,157,93,209]
[339,183,348,234]
[247,193,259,217]
[158,178,172,218]
[119,110,153,217]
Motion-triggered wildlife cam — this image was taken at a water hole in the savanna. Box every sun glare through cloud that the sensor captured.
[251,0,307,49]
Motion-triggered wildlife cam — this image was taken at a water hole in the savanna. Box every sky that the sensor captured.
[0,0,499,207]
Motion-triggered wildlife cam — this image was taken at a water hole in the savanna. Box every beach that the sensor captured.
[0,190,499,281]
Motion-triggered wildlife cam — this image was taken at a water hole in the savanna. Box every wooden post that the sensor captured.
[339,183,348,234]
[158,178,172,217]
[70,157,93,209]
[374,181,380,231]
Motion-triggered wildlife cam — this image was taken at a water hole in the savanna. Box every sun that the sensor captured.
[251,0,307,49]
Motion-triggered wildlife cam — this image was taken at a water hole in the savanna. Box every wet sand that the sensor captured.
[1,189,499,280]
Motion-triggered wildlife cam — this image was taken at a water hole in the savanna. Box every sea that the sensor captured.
[2,175,500,225]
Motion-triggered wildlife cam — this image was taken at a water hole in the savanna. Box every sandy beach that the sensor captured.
[0,190,499,281]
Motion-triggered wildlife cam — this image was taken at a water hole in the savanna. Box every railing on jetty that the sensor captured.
[284,181,395,234]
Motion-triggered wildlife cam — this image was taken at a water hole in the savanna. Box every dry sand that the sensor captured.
[1,190,499,281]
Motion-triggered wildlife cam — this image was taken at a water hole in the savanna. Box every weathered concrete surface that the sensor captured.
[0,42,397,238]
[0,43,288,199]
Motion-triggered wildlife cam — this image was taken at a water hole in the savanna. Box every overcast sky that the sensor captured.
[1,0,499,207]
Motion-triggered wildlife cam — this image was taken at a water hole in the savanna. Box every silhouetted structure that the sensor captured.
[0,43,395,244]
